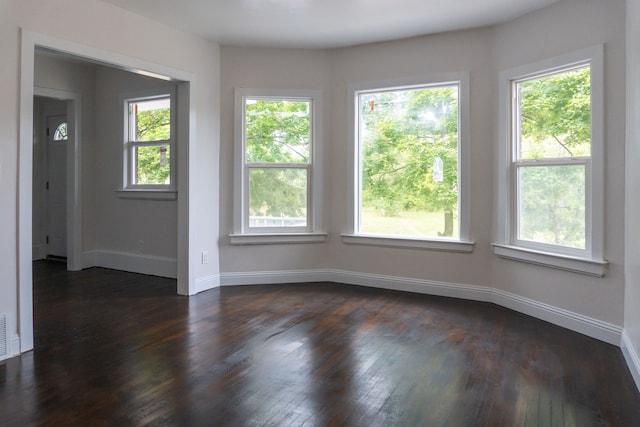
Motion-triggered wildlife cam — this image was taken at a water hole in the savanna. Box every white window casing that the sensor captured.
[231,88,326,245]
[119,86,177,200]
[493,45,608,276]
[342,73,474,252]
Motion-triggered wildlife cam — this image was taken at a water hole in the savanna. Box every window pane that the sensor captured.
[518,66,590,159]
[130,98,170,142]
[53,123,68,141]
[518,164,585,249]
[249,168,307,227]
[135,145,171,185]
[358,85,459,238]
[245,99,311,163]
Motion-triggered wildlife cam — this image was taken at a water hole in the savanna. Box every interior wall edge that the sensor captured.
[195,274,221,293]
[622,331,640,393]
[11,336,20,359]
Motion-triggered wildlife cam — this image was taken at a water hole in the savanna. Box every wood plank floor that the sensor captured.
[1,261,639,426]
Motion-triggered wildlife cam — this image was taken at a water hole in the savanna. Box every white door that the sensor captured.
[47,115,67,258]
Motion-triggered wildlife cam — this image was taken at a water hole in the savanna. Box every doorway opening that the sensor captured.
[33,97,70,264]
[32,88,82,273]
[19,31,195,355]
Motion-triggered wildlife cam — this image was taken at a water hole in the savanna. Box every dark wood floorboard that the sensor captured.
[0,261,638,426]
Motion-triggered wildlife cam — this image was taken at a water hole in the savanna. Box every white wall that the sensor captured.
[219,47,333,272]
[33,54,97,253]
[1,0,220,355]
[218,0,627,337]
[93,66,177,260]
[491,0,626,326]
[329,29,495,287]
[220,30,495,288]
[1,0,633,368]
[34,59,181,275]
[624,0,640,387]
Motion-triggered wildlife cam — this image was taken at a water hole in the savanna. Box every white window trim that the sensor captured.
[342,234,473,253]
[119,87,177,198]
[342,73,474,252]
[231,88,326,245]
[492,244,607,277]
[116,189,177,200]
[229,233,327,245]
[494,45,607,276]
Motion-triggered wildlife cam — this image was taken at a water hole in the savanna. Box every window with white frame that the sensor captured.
[122,88,176,193]
[231,89,324,244]
[494,46,606,276]
[343,76,472,252]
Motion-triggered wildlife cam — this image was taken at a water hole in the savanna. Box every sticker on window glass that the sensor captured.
[433,157,444,182]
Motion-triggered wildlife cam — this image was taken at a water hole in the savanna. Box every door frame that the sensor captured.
[19,30,196,353]
[36,90,81,269]
[45,113,69,259]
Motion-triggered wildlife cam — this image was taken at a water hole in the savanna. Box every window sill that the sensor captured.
[229,232,328,245]
[116,190,177,201]
[341,234,474,253]
[492,243,608,277]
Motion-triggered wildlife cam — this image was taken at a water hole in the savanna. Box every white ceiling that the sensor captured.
[100,0,560,49]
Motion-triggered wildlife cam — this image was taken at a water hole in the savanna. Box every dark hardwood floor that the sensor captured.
[0,261,638,426]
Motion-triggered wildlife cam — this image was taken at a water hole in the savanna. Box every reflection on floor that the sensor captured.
[1,260,639,425]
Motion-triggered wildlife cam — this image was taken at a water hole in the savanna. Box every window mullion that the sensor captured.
[514,158,589,167]
[246,162,309,169]
[130,140,171,147]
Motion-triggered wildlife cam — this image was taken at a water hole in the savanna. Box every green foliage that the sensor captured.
[359,86,459,236]
[519,165,585,248]
[239,69,590,241]
[133,105,171,185]
[249,168,307,219]
[245,99,311,219]
[134,103,170,141]
[516,66,591,248]
[519,66,591,158]
[245,99,310,163]
[136,146,170,185]
[360,208,459,236]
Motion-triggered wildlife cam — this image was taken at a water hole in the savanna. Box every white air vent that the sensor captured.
[0,314,8,361]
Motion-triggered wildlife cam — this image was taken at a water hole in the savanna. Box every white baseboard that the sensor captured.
[327,270,493,302]
[219,269,492,302]
[32,244,46,261]
[622,331,640,392]
[195,274,221,293]
[11,335,20,358]
[82,250,177,279]
[2,335,21,361]
[492,290,622,345]
[220,269,329,286]
[220,269,622,346]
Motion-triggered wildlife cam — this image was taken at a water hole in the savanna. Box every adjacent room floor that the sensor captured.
[1,261,639,426]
